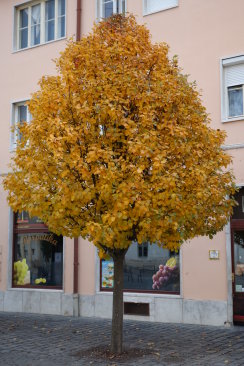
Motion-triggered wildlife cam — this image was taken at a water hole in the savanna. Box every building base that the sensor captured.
[0,290,230,326]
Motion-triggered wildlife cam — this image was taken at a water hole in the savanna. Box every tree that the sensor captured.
[4,14,236,354]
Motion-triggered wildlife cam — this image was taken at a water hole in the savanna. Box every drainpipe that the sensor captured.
[76,0,82,41]
[73,238,79,316]
[73,0,82,317]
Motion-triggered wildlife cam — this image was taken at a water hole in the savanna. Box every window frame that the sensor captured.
[12,212,63,290]
[14,0,66,51]
[143,0,178,16]
[221,55,244,123]
[11,100,31,150]
[96,0,126,20]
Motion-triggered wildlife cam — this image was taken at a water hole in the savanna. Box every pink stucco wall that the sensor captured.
[182,232,228,301]
[1,0,244,301]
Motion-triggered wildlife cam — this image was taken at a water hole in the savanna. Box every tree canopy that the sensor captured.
[4,15,235,256]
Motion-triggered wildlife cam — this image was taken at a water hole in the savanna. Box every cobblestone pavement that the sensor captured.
[0,312,244,366]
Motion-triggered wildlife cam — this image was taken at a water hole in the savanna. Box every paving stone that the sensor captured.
[0,312,243,365]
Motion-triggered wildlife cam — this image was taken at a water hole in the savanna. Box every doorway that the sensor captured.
[231,187,244,324]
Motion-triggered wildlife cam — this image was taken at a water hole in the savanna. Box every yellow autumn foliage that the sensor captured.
[4,15,236,255]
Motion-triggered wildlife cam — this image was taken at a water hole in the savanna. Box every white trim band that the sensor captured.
[221,143,244,150]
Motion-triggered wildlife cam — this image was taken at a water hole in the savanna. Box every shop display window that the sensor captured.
[13,211,63,289]
[234,231,244,293]
[101,242,180,293]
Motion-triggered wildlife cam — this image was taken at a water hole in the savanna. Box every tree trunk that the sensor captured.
[111,249,127,354]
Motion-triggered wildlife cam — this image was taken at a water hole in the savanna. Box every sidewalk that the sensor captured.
[0,312,243,365]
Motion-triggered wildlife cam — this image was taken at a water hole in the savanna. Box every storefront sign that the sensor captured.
[22,234,58,246]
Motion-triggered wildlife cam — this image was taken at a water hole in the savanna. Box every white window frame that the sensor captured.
[11,101,31,150]
[143,0,178,16]
[221,55,244,123]
[14,0,66,51]
[97,0,126,20]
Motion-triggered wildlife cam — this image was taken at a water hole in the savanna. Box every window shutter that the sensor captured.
[225,64,244,87]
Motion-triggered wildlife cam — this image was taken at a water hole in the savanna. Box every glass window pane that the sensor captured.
[103,1,114,18]
[143,244,148,257]
[20,8,28,28]
[58,16,65,38]
[31,4,41,46]
[101,243,180,292]
[46,20,55,41]
[45,0,55,41]
[31,4,40,25]
[28,110,32,123]
[15,211,44,225]
[125,243,179,291]
[58,0,65,16]
[232,187,244,219]
[234,231,244,293]
[18,105,27,122]
[228,86,243,117]
[138,246,142,257]
[31,24,40,45]
[17,105,27,141]
[121,0,126,14]
[46,0,55,20]
[20,28,28,48]
[14,232,63,287]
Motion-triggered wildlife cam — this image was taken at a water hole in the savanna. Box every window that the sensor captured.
[11,101,31,148]
[222,56,244,121]
[101,242,180,293]
[143,0,178,15]
[138,242,148,257]
[97,0,126,20]
[232,187,244,220]
[15,0,66,50]
[228,86,243,117]
[13,211,63,289]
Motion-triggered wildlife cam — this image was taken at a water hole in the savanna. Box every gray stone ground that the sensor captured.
[0,312,244,366]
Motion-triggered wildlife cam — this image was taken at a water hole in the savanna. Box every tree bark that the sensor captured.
[111,249,127,354]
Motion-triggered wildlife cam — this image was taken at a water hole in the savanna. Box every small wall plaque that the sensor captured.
[209,250,220,260]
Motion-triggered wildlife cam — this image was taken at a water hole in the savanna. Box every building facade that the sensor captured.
[0,0,244,326]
